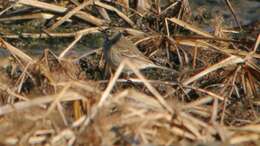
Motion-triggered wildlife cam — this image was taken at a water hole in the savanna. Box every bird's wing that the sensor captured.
[114,37,150,59]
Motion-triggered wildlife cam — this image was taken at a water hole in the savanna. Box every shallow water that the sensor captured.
[190,0,260,25]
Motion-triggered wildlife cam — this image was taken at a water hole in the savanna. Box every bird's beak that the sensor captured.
[98,27,109,34]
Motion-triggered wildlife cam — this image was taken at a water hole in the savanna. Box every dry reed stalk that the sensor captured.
[137,0,151,14]
[174,38,260,59]
[94,1,135,26]
[0,0,259,145]
[183,55,244,85]
[167,17,214,38]
[0,91,84,116]
[224,0,242,30]
[0,13,55,21]
[18,0,105,26]
[2,27,145,39]
[0,38,34,64]
[59,34,83,59]
[47,0,93,30]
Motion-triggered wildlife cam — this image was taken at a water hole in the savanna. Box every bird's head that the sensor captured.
[99,27,122,48]
[99,27,114,39]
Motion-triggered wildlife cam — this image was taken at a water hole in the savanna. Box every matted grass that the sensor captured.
[0,0,259,145]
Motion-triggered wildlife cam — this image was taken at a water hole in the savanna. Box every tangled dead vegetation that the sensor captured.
[0,0,259,146]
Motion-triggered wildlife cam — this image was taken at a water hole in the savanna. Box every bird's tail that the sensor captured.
[151,64,179,73]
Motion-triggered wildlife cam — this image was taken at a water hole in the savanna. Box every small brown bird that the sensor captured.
[101,28,178,74]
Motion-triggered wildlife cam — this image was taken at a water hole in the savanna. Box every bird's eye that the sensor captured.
[105,29,112,35]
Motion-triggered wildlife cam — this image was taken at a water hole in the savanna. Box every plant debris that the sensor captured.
[0,0,259,146]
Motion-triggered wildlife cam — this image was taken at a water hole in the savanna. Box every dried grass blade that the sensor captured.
[94,1,135,26]
[117,0,129,9]
[175,117,202,139]
[79,59,125,132]
[97,7,111,20]
[246,69,257,98]
[0,38,33,63]
[44,84,71,117]
[59,34,83,59]
[183,96,213,109]
[224,0,242,30]
[126,89,164,111]
[160,1,179,15]
[0,91,84,116]
[48,0,93,30]
[0,4,15,16]
[177,39,260,59]
[18,0,66,12]
[77,27,103,35]
[2,27,143,39]
[167,124,196,140]
[230,124,260,133]
[0,13,54,21]
[125,60,174,114]
[230,133,259,145]
[137,0,151,13]
[186,86,225,101]
[252,34,260,53]
[183,56,244,85]
[18,0,105,26]
[180,112,216,135]
[167,17,213,38]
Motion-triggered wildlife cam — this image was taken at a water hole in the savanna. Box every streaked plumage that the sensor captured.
[102,29,178,74]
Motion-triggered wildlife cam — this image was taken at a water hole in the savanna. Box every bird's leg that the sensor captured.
[103,62,110,80]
